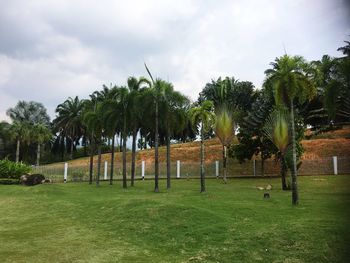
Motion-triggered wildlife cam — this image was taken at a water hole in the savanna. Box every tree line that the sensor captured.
[0,40,349,204]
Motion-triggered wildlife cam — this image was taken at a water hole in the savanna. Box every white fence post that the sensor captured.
[64,162,68,183]
[177,160,180,178]
[333,156,338,175]
[215,161,219,178]
[253,159,256,176]
[104,161,108,180]
[141,160,145,180]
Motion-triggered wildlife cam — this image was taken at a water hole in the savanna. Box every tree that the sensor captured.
[83,102,104,186]
[263,108,290,190]
[54,96,85,160]
[214,105,235,183]
[127,76,151,186]
[264,55,316,205]
[160,84,189,189]
[189,100,215,192]
[32,123,52,166]
[6,101,50,126]
[9,121,30,163]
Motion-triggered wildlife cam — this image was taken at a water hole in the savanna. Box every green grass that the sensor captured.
[0,176,349,263]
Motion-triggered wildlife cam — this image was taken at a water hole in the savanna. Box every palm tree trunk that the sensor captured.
[36,143,41,166]
[131,128,137,187]
[110,134,115,185]
[119,134,122,152]
[281,155,287,190]
[70,138,74,160]
[96,143,101,186]
[200,125,205,192]
[16,139,20,163]
[89,136,94,184]
[290,100,299,205]
[154,100,159,193]
[166,130,171,190]
[223,145,227,183]
[122,118,127,189]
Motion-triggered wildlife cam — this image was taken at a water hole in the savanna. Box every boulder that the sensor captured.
[20,174,45,186]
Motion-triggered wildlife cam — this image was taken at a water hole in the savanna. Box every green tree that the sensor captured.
[32,123,52,166]
[189,100,215,192]
[9,121,30,163]
[264,55,316,205]
[54,96,85,160]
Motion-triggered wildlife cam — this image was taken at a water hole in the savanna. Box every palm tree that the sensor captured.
[263,108,290,190]
[127,77,151,186]
[54,96,85,160]
[9,121,30,163]
[214,105,235,183]
[158,84,190,189]
[32,123,52,166]
[264,55,316,205]
[83,103,104,186]
[189,100,215,192]
[145,63,168,193]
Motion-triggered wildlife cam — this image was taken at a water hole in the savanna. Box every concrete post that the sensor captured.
[104,161,108,180]
[141,160,145,180]
[215,161,219,178]
[64,162,68,183]
[177,160,180,178]
[333,156,338,175]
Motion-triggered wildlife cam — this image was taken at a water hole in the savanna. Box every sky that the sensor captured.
[0,0,349,122]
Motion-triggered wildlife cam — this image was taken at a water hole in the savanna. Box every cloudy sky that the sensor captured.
[1,0,349,122]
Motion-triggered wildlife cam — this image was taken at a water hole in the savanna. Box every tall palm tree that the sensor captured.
[127,76,151,186]
[54,96,85,160]
[214,105,235,183]
[9,121,30,163]
[83,103,104,186]
[189,100,215,192]
[161,85,189,189]
[145,63,168,193]
[32,123,52,166]
[264,55,316,205]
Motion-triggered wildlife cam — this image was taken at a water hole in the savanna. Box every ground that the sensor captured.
[0,176,349,262]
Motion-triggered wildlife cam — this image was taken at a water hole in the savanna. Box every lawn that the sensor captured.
[0,176,349,263]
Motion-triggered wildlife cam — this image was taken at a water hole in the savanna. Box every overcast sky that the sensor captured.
[1,0,349,122]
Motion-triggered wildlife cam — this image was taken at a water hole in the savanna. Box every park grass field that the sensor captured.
[0,176,349,263]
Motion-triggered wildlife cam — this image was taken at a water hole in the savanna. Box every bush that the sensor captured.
[0,159,32,179]
[0,178,20,185]
[20,174,45,186]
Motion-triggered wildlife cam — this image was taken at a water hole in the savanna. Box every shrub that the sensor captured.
[0,178,20,185]
[0,159,32,179]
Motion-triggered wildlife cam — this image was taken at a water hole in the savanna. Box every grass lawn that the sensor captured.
[0,176,349,263]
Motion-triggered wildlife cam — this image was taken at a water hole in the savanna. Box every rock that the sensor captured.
[20,174,45,186]
[266,184,272,190]
[256,186,264,190]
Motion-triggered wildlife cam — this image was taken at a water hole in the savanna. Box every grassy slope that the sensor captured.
[1,176,349,263]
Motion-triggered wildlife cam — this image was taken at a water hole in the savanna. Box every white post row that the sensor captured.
[141,160,145,180]
[64,162,68,183]
[333,156,338,175]
[177,160,180,178]
[215,161,219,178]
[104,161,108,180]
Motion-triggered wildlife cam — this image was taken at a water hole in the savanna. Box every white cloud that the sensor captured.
[0,0,349,120]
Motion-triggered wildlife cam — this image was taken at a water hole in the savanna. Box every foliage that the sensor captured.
[0,159,32,179]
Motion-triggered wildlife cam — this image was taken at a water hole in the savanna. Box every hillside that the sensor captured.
[50,126,350,167]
